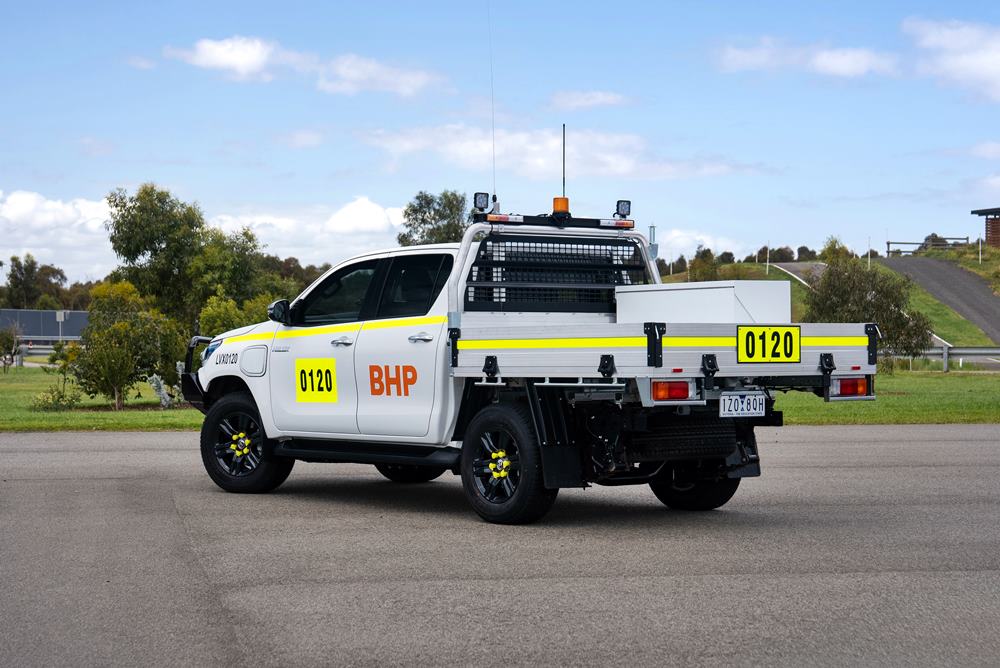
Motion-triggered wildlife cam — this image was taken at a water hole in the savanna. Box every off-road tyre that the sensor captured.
[200,392,294,493]
[375,463,448,483]
[460,403,558,524]
[649,473,740,511]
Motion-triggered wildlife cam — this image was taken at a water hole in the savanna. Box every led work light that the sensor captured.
[474,192,490,211]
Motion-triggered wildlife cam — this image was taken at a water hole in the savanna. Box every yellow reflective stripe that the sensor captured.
[802,336,869,347]
[274,323,361,339]
[362,315,447,331]
[664,336,736,347]
[457,337,646,350]
[224,332,274,343]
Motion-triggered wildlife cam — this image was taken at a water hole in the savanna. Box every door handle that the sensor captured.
[408,332,434,343]
[330,336,354,347]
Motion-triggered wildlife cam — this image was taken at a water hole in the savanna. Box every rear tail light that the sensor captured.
[837,377,868,397]
[652,380,690,401]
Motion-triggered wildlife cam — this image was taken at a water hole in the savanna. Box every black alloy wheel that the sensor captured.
[212,409,265,477]
[460,403,557,524]
[469,427,521,503]
[200,393,294,493]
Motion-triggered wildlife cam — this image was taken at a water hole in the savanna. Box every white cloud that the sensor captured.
[656,228,746,263]
[550,90,627,110]
[323,196,403,234]
[904,17,1000,102]
[0,190,115,282]
[126,56,156,70]
[210,197,405,269]
[720,38,897,77]
[980,174,1000,191]
[280,130,325,149]
[809,48,897,77]
[317,54,436,96]
[0,189,407,283]
[365,124,745,180]
[971,141,1000,158]
[164,36,438,96]
[78,137,115,157]
[164,36,276,80]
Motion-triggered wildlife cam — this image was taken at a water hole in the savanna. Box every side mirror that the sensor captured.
[267,299,291,325]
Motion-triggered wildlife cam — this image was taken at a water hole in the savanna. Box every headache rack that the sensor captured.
[464,233,651,313]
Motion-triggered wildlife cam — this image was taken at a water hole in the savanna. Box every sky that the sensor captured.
[3,1,1000,282]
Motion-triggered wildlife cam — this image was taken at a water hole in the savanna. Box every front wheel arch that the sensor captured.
[204,375,253,411]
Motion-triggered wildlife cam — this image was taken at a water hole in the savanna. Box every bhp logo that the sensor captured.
[369,365,417,397]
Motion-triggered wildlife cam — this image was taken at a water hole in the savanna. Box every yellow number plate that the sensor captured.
[737,326,801,363]
[295,358,339,403]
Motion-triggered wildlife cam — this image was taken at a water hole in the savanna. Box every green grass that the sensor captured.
[2,364,996,432]
[775,371,1000,425]
[873,264,994,346]
[0,366,203,432]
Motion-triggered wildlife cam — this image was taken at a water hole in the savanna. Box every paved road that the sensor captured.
[773,261,826,286]
[879,257,1000,345]
[3,426,1000,666]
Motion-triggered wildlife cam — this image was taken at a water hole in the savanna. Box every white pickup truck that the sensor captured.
[182,197,877,524]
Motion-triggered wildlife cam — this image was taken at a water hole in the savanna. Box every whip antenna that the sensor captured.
[487,0,497,201]
[562,123,566,197]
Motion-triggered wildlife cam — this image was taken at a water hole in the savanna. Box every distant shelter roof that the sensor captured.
[971,208,1000,216]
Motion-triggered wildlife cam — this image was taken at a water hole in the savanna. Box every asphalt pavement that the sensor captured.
[3,425,1000,666]
[879,257,1000,345]
[773,261,826,285]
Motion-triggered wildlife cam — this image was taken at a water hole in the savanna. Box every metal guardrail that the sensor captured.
[918,346,1000,371]
[18,335,82,342]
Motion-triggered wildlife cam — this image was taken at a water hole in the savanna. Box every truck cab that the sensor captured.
[183,196,876,524]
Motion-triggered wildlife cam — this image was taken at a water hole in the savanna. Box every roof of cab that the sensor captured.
[358,242,461,258]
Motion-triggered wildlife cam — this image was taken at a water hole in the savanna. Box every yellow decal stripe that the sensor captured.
[362,315,447,331]
[664,336,737,347]
[224,332,275,343]
[802,336,869,347]
[275,323,362,340]
[457,337,647,350]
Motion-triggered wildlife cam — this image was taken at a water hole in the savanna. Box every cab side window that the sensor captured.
[376,254,454,319]
[297,260,379,325]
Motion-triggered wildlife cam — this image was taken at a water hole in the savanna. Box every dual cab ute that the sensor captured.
[183,196,876,524]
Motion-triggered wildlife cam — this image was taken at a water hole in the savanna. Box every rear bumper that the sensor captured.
[181,373,207,414]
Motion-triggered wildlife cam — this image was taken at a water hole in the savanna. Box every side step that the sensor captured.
[273,439,461,470]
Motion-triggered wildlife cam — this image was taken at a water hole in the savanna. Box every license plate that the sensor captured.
[737,325,801,363]
[719,392,767,417]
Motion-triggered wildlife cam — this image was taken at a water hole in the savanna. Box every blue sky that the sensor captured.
[3,1,1000,281]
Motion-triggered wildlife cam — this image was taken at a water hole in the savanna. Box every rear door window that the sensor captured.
[375,254,454,319]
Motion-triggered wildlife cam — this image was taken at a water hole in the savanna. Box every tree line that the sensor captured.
[5,184,928,408]
[4,184,465,409]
